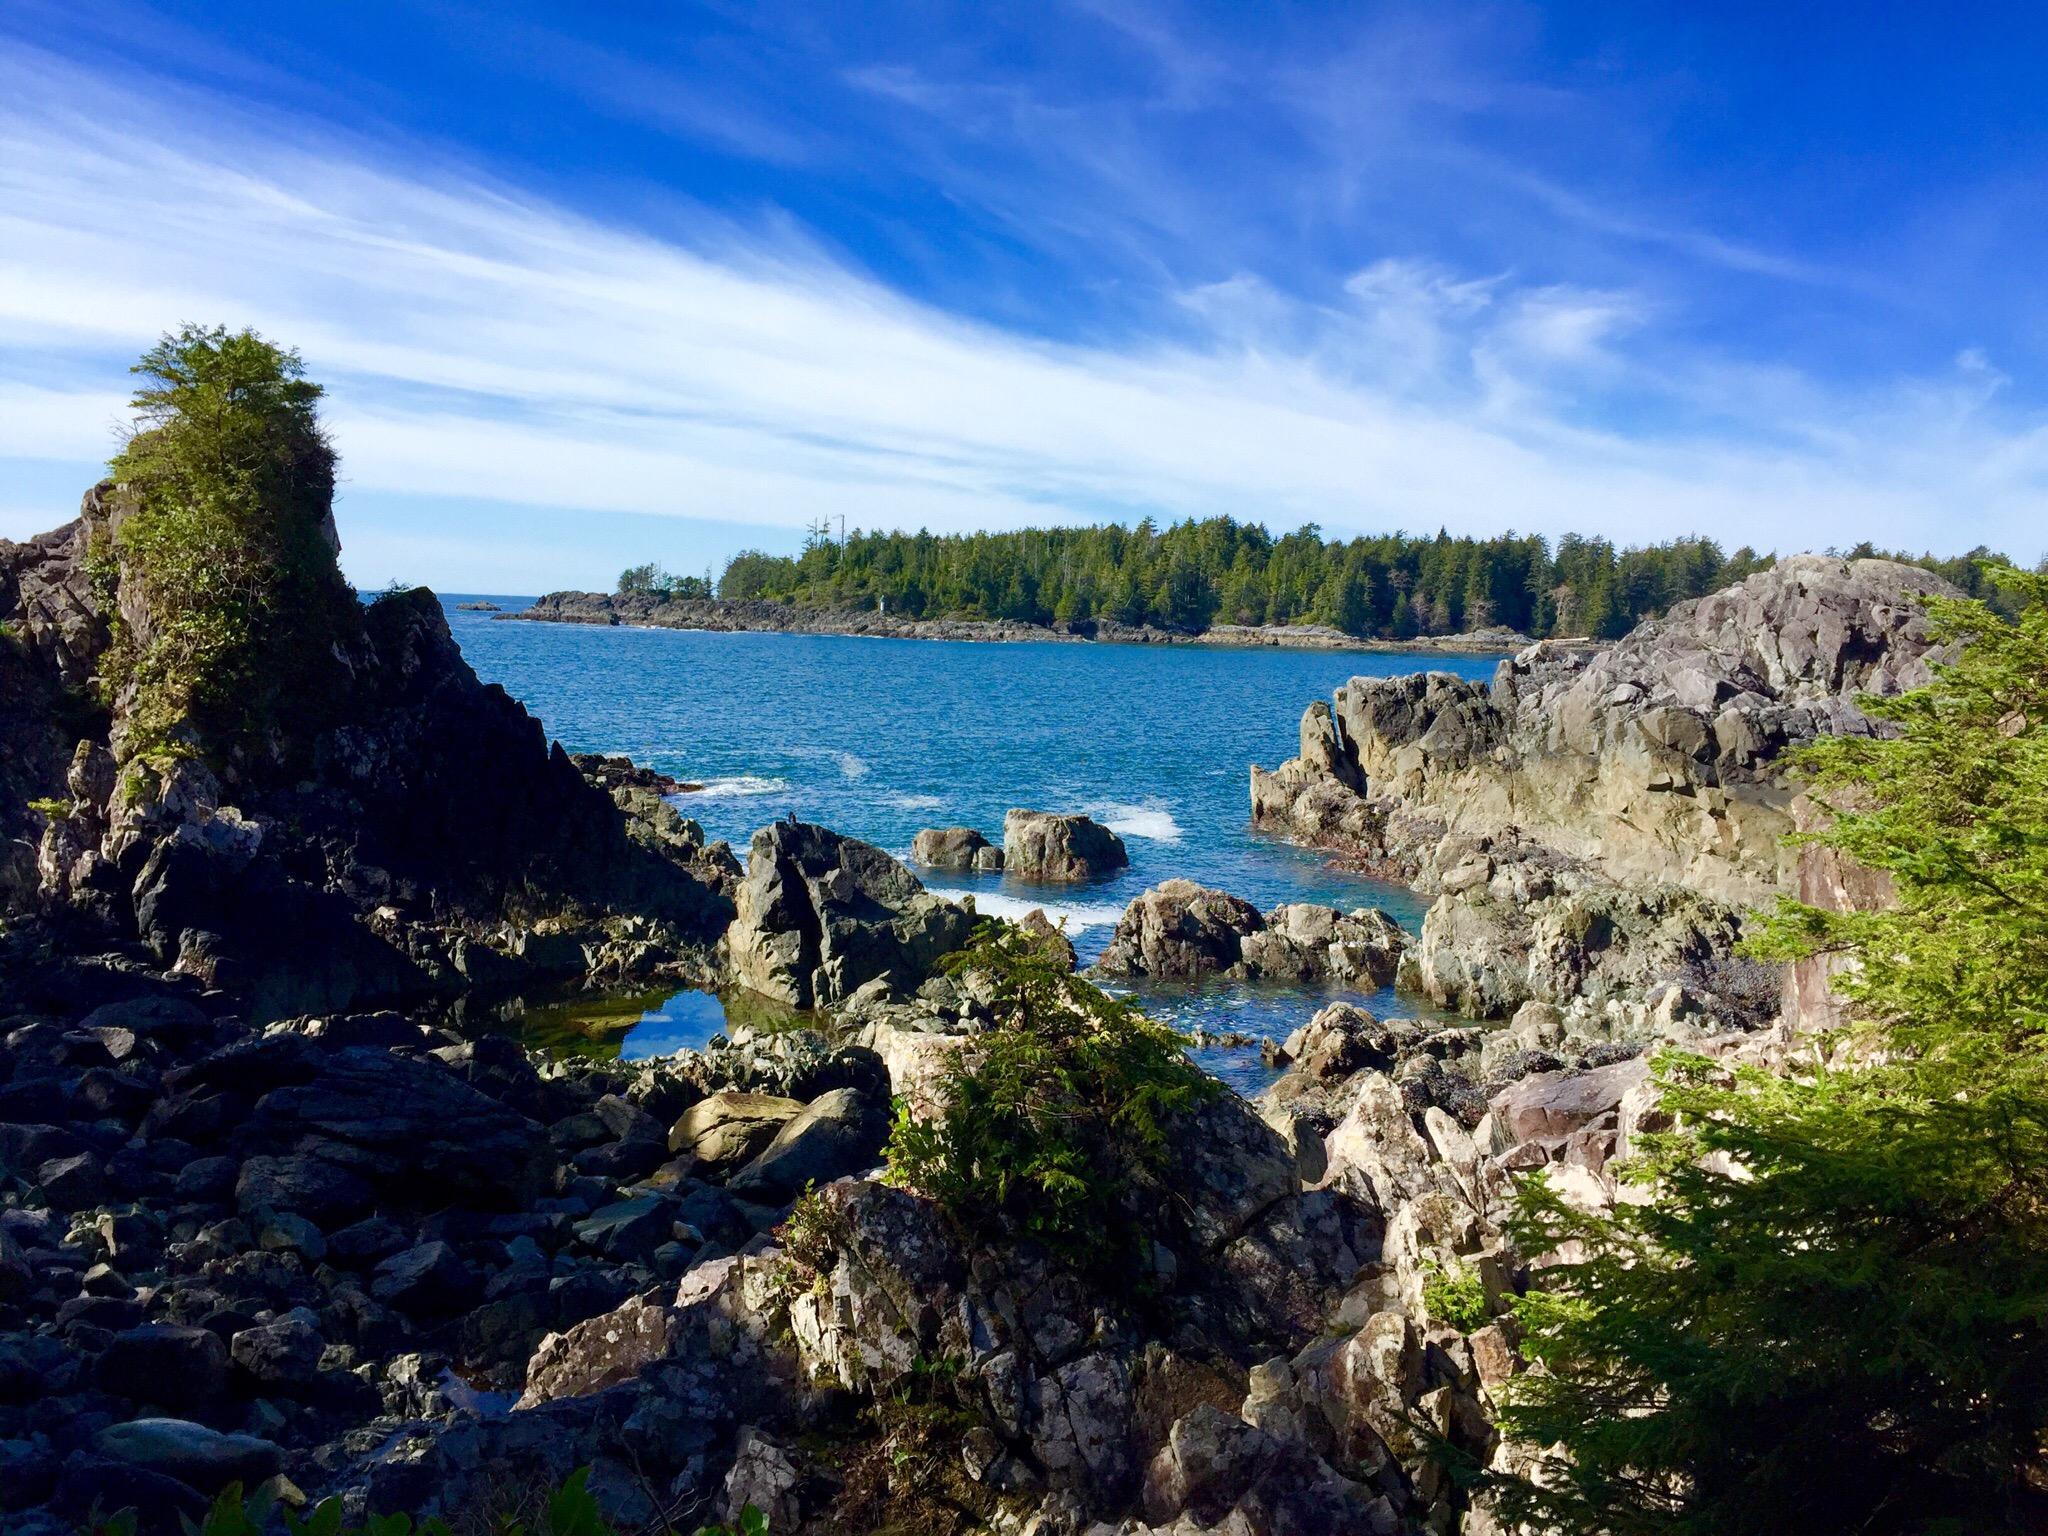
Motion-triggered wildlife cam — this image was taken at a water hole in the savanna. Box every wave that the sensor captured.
[885,791,945,811]
[684,774,788,800]
[1087,800,1184,843]
[834,752,870,780]
[933,889,1129,934]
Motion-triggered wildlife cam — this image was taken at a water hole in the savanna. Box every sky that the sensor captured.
[2,1,2046,593]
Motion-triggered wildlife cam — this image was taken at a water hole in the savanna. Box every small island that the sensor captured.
[454,598,501,611]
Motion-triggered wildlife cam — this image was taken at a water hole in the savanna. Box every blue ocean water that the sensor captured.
[442,596,1497,1087]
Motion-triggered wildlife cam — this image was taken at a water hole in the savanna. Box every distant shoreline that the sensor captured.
[501,590,1533,655]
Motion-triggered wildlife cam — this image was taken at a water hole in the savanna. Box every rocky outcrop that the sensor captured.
[724,820,975,1009]
[1,486,735,1020]
[1253,556,1955,907]
[1403,881,1745,1021]
[909,826,1002,871]
[1095,880,1409,988]
[1002,810,1129,882]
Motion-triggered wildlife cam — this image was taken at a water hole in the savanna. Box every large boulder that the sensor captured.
[1403,883,1743,1020]
[1002,811,1128,882]
[516,1294,683,1408]
[668,1090,805,1168]
[911,827,1003,872]
[95,1326,230,1409]
[1095,880,1262,977]
[93,1419,282,1493]
[728,1087,889,1200]
[725,821,974,1008]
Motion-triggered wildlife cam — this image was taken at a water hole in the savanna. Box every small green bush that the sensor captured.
[884,922,1217,1273]
[1421,1261,1492,1333]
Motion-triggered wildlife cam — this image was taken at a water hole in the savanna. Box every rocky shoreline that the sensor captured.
[2,439,1933,1535]
[505,590,1533,655]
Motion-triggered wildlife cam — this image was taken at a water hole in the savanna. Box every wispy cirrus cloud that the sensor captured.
[0,33,2043,591]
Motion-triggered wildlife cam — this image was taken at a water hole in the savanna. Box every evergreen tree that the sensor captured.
[1490,568,2048,1535]
[108,324,353,763]
[637,517,1998,644]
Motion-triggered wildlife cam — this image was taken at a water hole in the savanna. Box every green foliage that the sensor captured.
[1491,566,2048,1535]
[691,1507,769,1536]
[700,521,2021,639]
[705,522,1803,637]
[618,561,712,600]
[884,922,1218,1273]
[106,323,357,764]
[1420,1261,1492,1333]
[26,796,73,820]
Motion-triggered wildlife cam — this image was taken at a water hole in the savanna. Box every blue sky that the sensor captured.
[3,0,2045,592]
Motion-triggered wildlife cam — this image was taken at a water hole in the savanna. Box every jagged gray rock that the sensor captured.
[724,820,974,1008]
[1002,810,1129,882]
[910,826,1003,871]
[1253,555,1956,906]
[1094,879,1408,987]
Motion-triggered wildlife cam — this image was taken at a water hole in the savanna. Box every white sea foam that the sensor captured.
[886,791,944,811]
[835,752,870,780]
[684,775,788,800]
[1087,800,1184,843]
[935,889,1129,933]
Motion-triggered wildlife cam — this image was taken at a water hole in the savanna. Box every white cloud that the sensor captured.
[0,43,2043,572]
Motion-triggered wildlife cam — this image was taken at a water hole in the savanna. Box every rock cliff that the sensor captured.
[0,484,734,1019]
[1253,555,1955,907]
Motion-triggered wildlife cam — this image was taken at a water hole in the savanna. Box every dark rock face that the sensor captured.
[725,821,974,1008]
[1,487,735,1021]
[1002,810,1129,882]
[1253,555,1957,907]
[248,1046,547,1205]
[1095,880,1408,988]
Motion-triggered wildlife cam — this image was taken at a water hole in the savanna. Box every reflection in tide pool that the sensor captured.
[502,973,1458,1099]
[505,987,731,1062]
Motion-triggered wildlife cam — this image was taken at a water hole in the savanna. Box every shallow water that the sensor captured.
[443,596,1497,1090]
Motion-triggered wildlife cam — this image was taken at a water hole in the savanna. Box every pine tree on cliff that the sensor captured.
[1489,569,2048,1534]
[103,323,359,768]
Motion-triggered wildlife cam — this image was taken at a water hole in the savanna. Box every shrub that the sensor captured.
[884,922,1216,1273]
[1421,1261,1492,1333]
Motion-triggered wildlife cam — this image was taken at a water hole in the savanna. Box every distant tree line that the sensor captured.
[627,520,2023,640]
[616,561,712,600]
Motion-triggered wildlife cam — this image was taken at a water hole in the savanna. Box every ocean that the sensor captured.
[442,596,1498,1090]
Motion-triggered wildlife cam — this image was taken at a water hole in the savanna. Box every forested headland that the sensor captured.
[618,519,2017,641]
